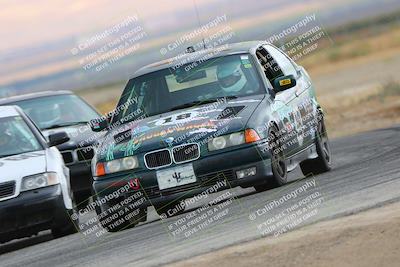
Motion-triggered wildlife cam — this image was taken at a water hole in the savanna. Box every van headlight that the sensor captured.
[21,172,59,192]
[95,156,139,176]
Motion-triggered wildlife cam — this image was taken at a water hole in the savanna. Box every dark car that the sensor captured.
[0,91,102,207]
[90,41,332,232]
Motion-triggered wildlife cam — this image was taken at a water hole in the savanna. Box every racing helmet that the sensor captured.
[216,61,247,94]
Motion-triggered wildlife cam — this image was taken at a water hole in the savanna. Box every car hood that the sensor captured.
[42,124,103,150]
[97,95,264,162]
[0,150,47,186]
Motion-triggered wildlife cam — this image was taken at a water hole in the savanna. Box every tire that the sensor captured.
[154,201,186,219]
[254,125,288,192]
[102,216,134,233]
[138,208,148,223]
[95,203,146,233]
[52,209,79,238]
[74,191,90,209]
[300,114,332,176]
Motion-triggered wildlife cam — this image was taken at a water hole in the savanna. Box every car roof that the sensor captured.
[133,41,267,78]
[0,105,21,118]
[0,90,73,105]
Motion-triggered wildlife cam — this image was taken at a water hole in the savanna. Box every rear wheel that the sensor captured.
[300,114,332,176]
[254,125,288,192]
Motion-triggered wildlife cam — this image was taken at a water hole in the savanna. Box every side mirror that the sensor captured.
[273,75,297,93]
[90,118,108,132]
[48,132,70,147]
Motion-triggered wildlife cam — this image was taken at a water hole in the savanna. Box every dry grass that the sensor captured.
[377,80,400,98]
[321,81,400,138]
[77,82,123,115]
[299,25,400,70]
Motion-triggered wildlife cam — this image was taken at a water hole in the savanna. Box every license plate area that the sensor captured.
[156,164,196,190]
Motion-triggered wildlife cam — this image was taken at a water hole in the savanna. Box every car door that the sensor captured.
[256,44,308,156]
[264,45,316,152]
[255,46,294,156]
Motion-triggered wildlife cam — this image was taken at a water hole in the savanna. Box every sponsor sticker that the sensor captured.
[279,78,292,86]
[240,55,252,68]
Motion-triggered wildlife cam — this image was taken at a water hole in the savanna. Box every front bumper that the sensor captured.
[93,142,273,208]
[0,185,69,243]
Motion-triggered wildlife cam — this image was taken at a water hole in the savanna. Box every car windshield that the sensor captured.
[14,94,99,130]
[112,54,263,124]
[0,116,42,158]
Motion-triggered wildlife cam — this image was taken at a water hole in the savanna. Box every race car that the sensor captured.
[0,106,79,243]
[0,91,102,208]
[90,41,332,232]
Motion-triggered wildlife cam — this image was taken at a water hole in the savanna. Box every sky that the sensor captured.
[0,0,218,53]
[1,0,399,93]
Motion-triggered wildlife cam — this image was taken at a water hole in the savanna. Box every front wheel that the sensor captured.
[52,209,79,238]
[73,191,90,209]
[254,125,288,192]
[300,115,332,176]
[96,205,146,232]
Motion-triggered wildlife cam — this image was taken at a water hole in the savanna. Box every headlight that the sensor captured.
[211,136,227,150]
[208,130,260,151]
[95,156,139,176]
[21,172,59,192]
[208,132,245,151]
[122,157,139,169]
[106,160,121,173]
[229,132,245,145]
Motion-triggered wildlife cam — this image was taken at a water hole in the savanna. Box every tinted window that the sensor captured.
[112,54,263,124]
[14,94,99,130]
[264,45,297,76]
[256,47,284,82]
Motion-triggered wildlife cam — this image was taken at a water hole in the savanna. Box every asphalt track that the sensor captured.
[1,125,400,267]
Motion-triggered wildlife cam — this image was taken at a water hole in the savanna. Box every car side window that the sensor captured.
[256,46,284,83]
[264,45,297,77]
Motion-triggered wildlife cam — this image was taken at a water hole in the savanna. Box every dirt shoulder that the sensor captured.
[167,201,400,267]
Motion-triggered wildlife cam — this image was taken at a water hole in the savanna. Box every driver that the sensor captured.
[216,61,253,95]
